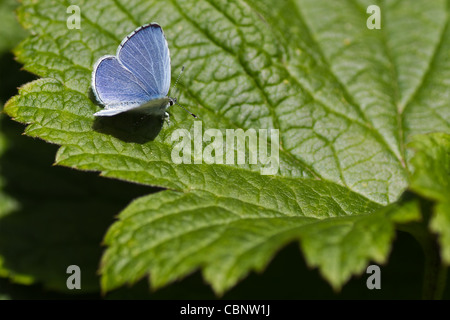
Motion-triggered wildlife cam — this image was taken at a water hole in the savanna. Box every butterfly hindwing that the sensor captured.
[92,56,151,108]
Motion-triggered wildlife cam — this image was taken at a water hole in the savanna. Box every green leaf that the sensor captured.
[4,0,449,294]
[102,191,419,293]
[0,0,31,106]
[0,0,28,55]
[432,202,450,263]
[409,133,450,263]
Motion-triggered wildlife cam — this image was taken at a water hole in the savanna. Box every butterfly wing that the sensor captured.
[92,23,171,117]
[92,56,156,116]
[117,23,171,98]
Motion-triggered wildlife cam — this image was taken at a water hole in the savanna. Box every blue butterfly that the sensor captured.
[92,23,195,120]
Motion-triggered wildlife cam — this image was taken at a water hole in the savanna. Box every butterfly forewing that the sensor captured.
[117,24,171,98]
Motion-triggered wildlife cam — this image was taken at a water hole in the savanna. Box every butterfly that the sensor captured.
[92,23,195,120]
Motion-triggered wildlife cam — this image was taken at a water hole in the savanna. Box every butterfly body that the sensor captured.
[92,23,173,118]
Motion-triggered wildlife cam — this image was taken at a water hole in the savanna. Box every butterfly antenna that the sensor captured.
[176,101,198,119]
[170,66,198,119]
[170,66,185,96]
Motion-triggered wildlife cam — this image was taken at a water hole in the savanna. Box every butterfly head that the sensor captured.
[168,97,177,107]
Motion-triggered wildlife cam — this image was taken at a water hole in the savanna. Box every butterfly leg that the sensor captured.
[163,111,170,125]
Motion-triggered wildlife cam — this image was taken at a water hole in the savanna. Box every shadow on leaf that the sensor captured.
[89,89,165,144]
[92,112,164,144]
